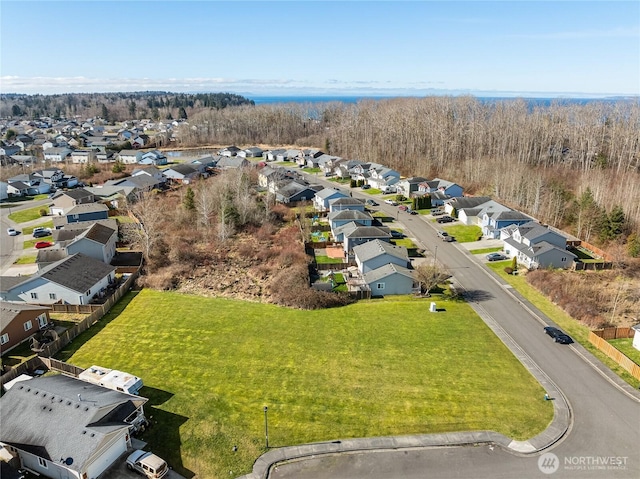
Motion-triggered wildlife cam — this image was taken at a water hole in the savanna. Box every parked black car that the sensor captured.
[544,327,573,344]
[437,216,455,223]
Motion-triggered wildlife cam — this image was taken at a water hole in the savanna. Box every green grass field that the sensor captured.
[8,206,49,223]
[486,263,640,388]
[64,289,552,479]
[442,225,483,243]
[14,255,37,264]
[609,338,640,365]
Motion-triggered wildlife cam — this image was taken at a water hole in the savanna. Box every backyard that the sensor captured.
[62,289,552,479]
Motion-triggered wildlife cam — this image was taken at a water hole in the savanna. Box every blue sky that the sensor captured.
[1,1,638,97]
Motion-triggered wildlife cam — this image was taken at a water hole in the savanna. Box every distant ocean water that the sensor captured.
[250,95,634,107]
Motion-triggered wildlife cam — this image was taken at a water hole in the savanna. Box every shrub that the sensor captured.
[39,208,48,217]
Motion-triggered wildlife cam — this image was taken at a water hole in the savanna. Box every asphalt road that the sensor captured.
[0,198,51,273]
[271,178,640,479]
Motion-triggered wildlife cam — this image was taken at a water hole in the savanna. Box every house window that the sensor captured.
[49,293,57,300]
[86,290,91,296]
[24,320,33,331]
[37,314,48,329]
[376,283,385,290]
[30,292,38,299]
[561,257,567,262]
[38,457,48,468]
[0,334,8,345]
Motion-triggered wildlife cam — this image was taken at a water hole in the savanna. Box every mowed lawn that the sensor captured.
[66,289,552,479]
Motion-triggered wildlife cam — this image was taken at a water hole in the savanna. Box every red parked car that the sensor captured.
[34,241,53,249]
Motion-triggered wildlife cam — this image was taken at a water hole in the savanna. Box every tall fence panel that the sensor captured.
[592,327,634,340]
[588,332,640,381]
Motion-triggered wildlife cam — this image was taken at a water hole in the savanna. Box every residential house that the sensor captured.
[313,187,349,211]
[131,135,150,148]
[32,168,67,188]
[366,167,401,191]
[43,147,73,163]
[0,302,51,355]
[84,185,136,209]
[216,156,250,169]
[104,174,162,195]
[186,155,218,173]
[0,182,8,201]
[418,178,464,205]
[342,224,392,255]
[481,210,533,239]
[353,239,410,274]
[264,148,286,161]
[139,150,167,166]
[239,146,263,158]
[116,149,142,164]
[52,219,119,238]
[9,154,38,166]
[0,375,148,479]
[396,177,429,197]
[162,164,200,184]
[328,197,366,213]
[219,145,242,157]
[96,150,115,163]
[632,324,640,352]
[274,180,318,204]
[329,210,374,239]
[70,149,96,164]
[55,223,118,264]
[52,203,109,228]
[50,188,95,216]
[132,166,166,185]
[502,222,575,269]
[444,196,492,217]
[0,253,116,305]
[363,263,417,297]
[457,199,511,226]
[6,174,51,196]
[0,144,22,158]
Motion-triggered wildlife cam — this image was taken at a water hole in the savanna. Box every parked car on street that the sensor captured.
[7,227,18,236]
[431,209,444,216]
[32,227,52,238]
[437,231,454,242]
[126,450,169,479]
[361,184,371,189]
[365,199,378,206]
[384,199,398,206]
[544,327,573,344]
[437,216,455,223]
[486,252,507,261]
[390,230,404,239]
[398,205,408,211]
[34,241,53,249]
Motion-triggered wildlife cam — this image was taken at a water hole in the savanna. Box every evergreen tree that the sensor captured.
[183,186,196,211]
[178,106,188,119]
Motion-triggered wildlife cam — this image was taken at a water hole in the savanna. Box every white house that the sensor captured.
[502,222,576,269]
[632,324,640,351]
[70,150,96,164]
[43,147,73,163]
[116,149,142,164]
[313,187,349,211]
[0,375,147,479]
[0,253,116,305]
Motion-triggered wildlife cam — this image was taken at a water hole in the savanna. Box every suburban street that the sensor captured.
[268,176,640,478]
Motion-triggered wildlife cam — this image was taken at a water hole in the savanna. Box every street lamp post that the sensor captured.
[263,406,269,448]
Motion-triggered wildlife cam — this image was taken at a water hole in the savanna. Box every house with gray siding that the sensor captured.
[0,253,116,305]
[363,263,417,296]
[0,375,147,479]
[353,239,410,273]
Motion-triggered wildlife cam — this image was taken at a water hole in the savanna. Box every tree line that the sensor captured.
[0,91,254,122]
[177,96,640,246]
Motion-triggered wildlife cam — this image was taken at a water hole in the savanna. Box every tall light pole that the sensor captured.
[263,406,269,448]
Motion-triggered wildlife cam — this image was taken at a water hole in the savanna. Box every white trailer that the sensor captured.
[78,365,143,395]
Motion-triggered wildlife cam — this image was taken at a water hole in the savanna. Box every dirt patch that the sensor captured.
[325,246,344,259]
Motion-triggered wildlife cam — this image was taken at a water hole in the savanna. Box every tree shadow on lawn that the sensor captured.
[139,386,194,479]
[54,291,140,362]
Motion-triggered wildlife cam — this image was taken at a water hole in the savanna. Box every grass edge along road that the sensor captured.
[65,289,552,479]
[485,262,640,388]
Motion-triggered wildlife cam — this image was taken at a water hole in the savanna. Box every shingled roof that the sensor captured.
[39,253,115,293]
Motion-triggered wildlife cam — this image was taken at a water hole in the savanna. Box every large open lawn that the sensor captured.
[8,205,49,223]
[64,290,552,479]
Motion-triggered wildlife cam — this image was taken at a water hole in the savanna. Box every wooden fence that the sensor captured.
[0,269,139,389]
[588,331,640,381]
[592,327,635,340]
[40,357,85,377]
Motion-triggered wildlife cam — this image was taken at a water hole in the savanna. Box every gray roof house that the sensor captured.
[363,263,417,297]
[216,156,250,169]
[458,200,511,226]
[481,210,533,239]
[329,210,374,238]
[58,223,118,264]
[313,187,349,211]
[396,177,429,197]
[162,164,200,183]
[342,224,392,254]
[52,203,109,228]
[328,197,366,213]
[501,222,575,269]
[274,180,318,204]
[0,253,116,305]
[353,239,410,273]
[0,375,147,479]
